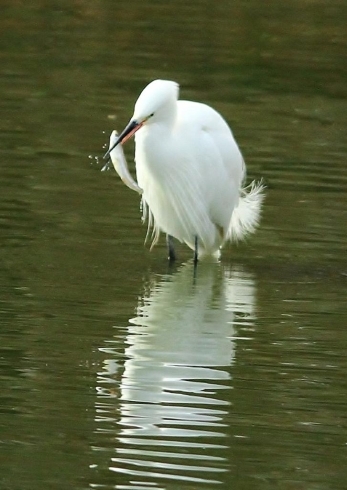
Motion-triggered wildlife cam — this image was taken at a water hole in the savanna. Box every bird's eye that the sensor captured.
[150,113,154,117]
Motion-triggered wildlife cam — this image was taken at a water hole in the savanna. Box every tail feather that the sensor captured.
[227,180,265,242]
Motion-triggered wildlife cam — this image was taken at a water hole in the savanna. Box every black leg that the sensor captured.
[193,236,198,265]
[166,234,176,262]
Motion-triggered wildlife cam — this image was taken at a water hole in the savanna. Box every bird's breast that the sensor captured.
[135,124,176,183]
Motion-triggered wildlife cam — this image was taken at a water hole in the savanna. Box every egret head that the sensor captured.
[103,80,179,160]
[133,79,179,123]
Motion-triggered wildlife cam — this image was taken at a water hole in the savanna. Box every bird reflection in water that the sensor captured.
[95,261,256,486]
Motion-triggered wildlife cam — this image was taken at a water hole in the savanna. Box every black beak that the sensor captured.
[103,120,142,160]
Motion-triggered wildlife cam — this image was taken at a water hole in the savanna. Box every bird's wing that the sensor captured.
[178,101,244,184]
[177,101,244,232]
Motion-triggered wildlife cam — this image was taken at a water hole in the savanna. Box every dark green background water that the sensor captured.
[1,1,347,489]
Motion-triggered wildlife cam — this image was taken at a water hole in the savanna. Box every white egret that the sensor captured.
[104,79,264,262]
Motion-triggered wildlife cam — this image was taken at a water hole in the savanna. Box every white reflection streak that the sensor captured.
[103,262,256,485]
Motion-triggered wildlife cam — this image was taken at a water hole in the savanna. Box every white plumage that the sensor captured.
[104,79,264,260]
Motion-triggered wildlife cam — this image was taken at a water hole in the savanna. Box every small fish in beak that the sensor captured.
[102,130,142,194]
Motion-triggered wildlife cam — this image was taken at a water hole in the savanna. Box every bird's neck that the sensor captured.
[136,120,170,150]
[153,101,177,128]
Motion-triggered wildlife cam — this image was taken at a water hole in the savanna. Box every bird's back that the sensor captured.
[177,100,245,184]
